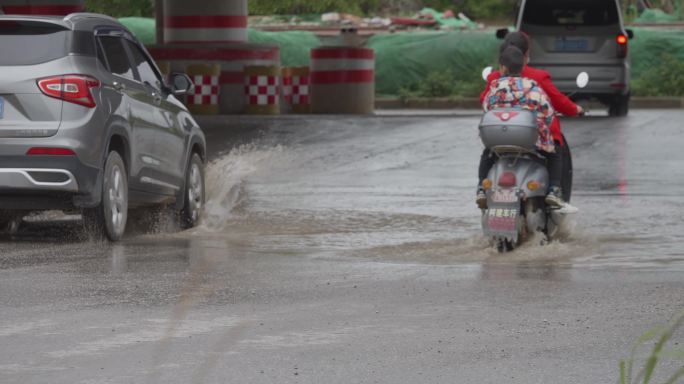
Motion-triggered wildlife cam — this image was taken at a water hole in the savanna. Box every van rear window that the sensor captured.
[0,21,68,65]
[522,0,620,26]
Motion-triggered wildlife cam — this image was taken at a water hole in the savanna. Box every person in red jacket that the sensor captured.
[477,32,583,209]
[479,32,584,145]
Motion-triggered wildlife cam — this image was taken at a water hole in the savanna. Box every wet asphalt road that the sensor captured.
[1,110,684,383]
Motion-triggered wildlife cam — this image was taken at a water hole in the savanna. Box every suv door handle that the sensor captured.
[112,81,126,91]
[151,91,162,104]
[144,81,162,104]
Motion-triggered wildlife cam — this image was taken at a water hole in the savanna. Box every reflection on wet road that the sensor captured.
[197,110,684,269]
[2,110,684,383]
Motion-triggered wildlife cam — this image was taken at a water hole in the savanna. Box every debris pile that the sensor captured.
[249,7,483,32]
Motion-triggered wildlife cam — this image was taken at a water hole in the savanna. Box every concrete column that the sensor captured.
[162,0,248,44]
[155,0,164,45]
[0,0,85,15]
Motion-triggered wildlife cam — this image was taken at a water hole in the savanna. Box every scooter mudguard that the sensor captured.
[482,157,548,241]
[488,158,549,199]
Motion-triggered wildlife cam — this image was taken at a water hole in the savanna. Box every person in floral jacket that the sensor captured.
[478,46,565,209]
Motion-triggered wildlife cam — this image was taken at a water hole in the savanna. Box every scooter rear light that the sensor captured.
[527,181,540,191]
[498,172,517,187]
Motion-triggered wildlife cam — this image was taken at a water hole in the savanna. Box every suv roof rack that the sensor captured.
[64,12,120,24]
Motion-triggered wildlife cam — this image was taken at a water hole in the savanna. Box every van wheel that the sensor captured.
[83,151,128,241]
[179,153,205,229]
[0,210,26,234]
[609,94,630,117]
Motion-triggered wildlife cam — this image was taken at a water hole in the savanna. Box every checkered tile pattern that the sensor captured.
[282,75,310,106]
[287,75,309,106]
[282,75,293,104]
[245,75,279,106]
[190,75,220,106]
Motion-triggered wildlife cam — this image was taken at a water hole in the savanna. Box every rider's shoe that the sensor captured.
[476,187,487,209]
[545,186,564,208]
[557,202,579,214]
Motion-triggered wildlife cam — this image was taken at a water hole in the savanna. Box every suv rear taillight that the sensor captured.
[26,147,76,156]
[37,75,100,108]
[616,34,628,58]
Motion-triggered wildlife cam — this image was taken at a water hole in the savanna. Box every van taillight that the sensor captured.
[37,75,100,108]
[616,34,628,58]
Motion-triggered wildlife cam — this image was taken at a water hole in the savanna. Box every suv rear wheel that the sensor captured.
[609,93,630,117]
[83,151,128,241]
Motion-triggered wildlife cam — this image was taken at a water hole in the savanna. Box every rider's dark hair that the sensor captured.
[499,46,524,76]
[502,31,530,55]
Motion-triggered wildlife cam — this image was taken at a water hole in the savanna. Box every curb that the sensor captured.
[631,97,684,108]
[376,97,684,110]
[376,98,481,110]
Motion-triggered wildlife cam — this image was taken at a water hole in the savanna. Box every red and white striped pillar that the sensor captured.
[310,47,375,114]
[0,0,84,15]
[148,45,280,114]
[162,0,248,44]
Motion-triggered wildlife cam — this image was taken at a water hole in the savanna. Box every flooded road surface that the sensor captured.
[2,110,684,383]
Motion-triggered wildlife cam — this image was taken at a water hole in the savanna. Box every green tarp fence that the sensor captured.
[120,17,684,97]
[629,28,684,80]
[369,27,684,97]
[368,31,499,96]
[119,17,155,45]
[635,8,680,23]
[247,29,321,66]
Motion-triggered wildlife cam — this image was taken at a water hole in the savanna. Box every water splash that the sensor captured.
[199,144,291,232]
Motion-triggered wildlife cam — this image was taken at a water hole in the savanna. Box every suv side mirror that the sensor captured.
[170,73,194,96]
[626,29,634,39]
[496,28,509,39]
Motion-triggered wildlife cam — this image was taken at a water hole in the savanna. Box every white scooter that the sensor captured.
[479,69,588,252]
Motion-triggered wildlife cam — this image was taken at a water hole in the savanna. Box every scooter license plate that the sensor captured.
[491,188,518,203]
[486,207,519,233]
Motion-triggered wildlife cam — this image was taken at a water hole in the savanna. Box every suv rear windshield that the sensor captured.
[522,0,620,26]
[0,20,68,65]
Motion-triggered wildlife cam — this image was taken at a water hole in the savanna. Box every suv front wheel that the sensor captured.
[179,153,205,229]
[83,151,128,241]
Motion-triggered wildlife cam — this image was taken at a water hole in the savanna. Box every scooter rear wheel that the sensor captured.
[497,239,516,253]
[561,134,573,203]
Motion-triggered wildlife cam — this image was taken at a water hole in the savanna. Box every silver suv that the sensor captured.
[498,0,634,116]
[0,13,206,241]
